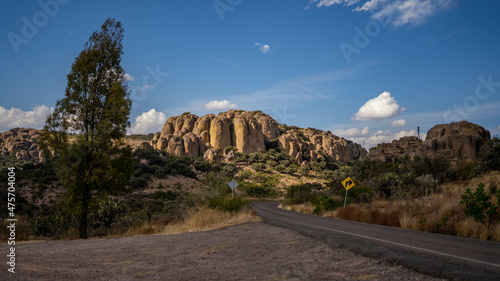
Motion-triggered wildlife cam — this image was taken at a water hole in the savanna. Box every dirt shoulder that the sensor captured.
[1,222,443,281]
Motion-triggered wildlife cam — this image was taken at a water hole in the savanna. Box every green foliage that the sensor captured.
[482,137,500,170]
[460,182,499,227]
[311,194,342,215]
[38,18,134,239]
[415,174,438,197]
[285,166,298,175]
[251,162,265,171]
[433,216,449,232]
[286,183,322,204]
[224,146,236,154]
[90,199,123,228]
[298,165,311,176]
[240,182,276,198]
[0,156,32,171]
[206,196,248,213]
[193,159,213,172]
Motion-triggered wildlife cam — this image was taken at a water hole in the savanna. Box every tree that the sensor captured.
[39,18,134,239]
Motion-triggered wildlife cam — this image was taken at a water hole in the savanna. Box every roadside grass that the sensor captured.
[0,206,259,242]
[280,171,500,242]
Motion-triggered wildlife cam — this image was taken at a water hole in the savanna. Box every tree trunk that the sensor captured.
[79,185,90,239]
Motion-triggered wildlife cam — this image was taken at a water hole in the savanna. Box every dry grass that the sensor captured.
[281,171,500,242]
[121,207,260,237]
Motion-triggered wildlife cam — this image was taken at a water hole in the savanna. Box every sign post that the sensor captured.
[341,177,355,207]
[228,179,238,198]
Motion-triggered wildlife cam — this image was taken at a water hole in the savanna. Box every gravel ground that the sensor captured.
[1,222,444,280]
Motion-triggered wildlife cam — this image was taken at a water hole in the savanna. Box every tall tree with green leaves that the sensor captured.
[39,18,134,239]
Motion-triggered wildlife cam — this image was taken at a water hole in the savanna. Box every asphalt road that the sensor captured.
[252,201,500,281]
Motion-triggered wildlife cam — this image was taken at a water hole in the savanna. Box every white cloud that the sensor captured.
[204,100,238,111]
[352,91,406,121]
[307,0,359,9]
[124,73,135,81]
[390,119,406,127]
[141,85,153,90]
[310,0,456,27]
[255,42,270,54]
[128,109,167,135]
[0,105,53,131]
[335,127,418,148]
[333,126,370,138]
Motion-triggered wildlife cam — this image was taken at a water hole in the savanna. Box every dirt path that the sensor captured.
[1,222,443,280]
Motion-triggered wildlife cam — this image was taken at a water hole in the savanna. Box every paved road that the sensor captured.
[253,201,500,281]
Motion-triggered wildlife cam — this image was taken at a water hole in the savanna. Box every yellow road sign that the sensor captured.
[341,177,355,191]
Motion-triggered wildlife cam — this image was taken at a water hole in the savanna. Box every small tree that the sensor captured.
[460,182,499,227]
[39,18,134,239]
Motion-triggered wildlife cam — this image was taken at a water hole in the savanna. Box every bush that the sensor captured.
[298,165,311,176]
[90,199,124,228]
[285,166,297,175]
[286,183,322,204]
[193,159,212,172]
[311,194,342,215]
[251,163,265,171]
[415,174,438,197]
[207,196,248,213]
[240,182,276,198]
[482,137,500,170]
[460,182,499,227]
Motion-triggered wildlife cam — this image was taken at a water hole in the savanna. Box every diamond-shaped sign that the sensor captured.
[341,177,355,191]
[228,179,238,190]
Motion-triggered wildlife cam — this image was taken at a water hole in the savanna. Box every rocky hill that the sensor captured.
[0,128,46,163]
[369,121,491,162]
[151,110,367,165]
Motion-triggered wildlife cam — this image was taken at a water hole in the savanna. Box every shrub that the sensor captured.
[275,164,286,172]
[285,166,297,175]
[224,146,236,154]
[251,163,265,171]
[90,199,124,228]
[482,137,500,170]
[193,159,212,172]
[240,182,276,198]
[460,182,499,227]
[286,183,322,203]
[311,194,342,215]
[298,165,311,176]
[415,174,438,197]
[207,196,248,213]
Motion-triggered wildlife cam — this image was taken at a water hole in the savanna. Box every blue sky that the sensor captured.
[1,0,499,147]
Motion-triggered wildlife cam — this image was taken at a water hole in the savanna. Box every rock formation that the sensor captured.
[278,128,367,164]
[0,128,46,163]
[152,110,367,164]
[369,121,491,162]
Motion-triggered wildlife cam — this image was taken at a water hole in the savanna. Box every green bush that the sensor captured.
[298,165,311,176]
[460,182,499,227]
[251,163,265,171]
[285,166,298,175]
[207,196,248,213]
[240,182,276,198]
[311,194,342,215]
[286,183,322,203]
[90,199,124,228]
[193,159,210,171]
[482,137,500,170]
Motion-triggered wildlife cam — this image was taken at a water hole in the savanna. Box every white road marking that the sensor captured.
[257,204,500,269]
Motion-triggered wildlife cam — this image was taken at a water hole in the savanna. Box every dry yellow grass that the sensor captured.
[114,207,260,238]
[163,207,260,234]
[281,171,500,242]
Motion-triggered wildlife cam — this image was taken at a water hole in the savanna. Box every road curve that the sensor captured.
[252,201,500,281]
